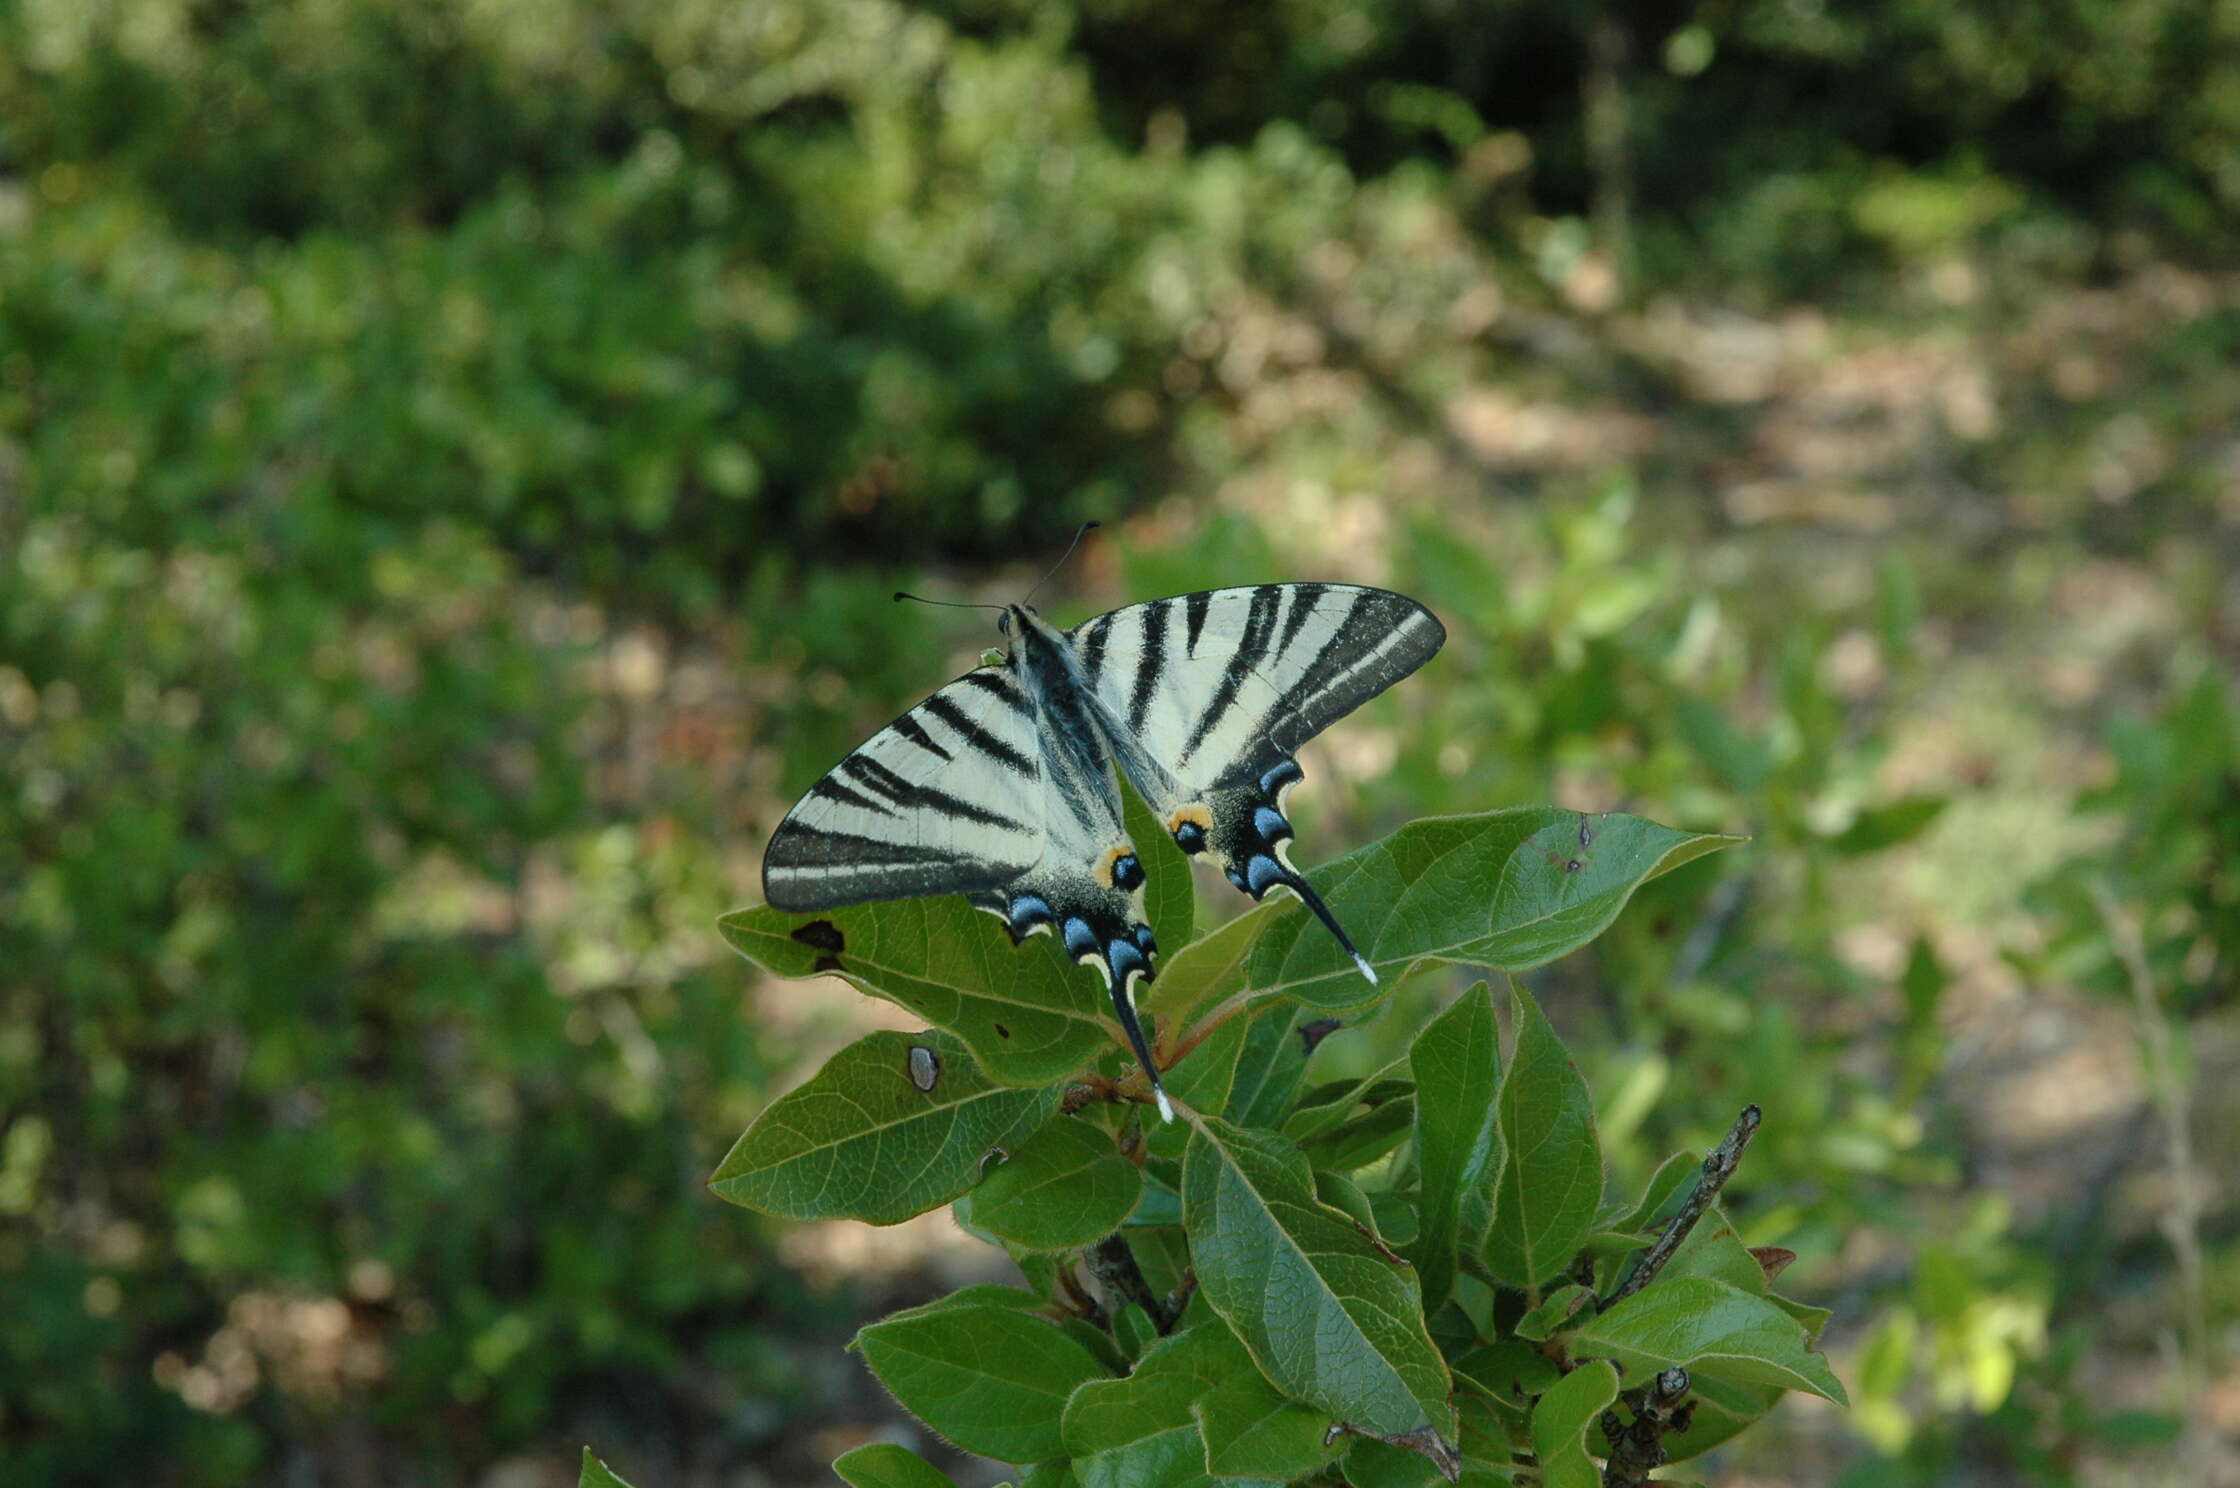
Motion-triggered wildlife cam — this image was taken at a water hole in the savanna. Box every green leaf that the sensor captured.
[1123,775,1194,956]
[1407,980,1502,1314]
[1451,1338,1559,1411]
[1193,1359,1337,1481]
[1601,1150,1698,1233]
[1284,1068,1412,1143]
[855,1302,1111,1463]
[579,1448,636,1488]
[966,1116,1142,1251]
[832,1443,964,1488]
[1831,795,1946,854]
[1662,1372,1782,1461]
[1063,1322,1241,1488]
[1302,1095,1417,1173]
[1181,1116,1453,1443]
[1513,1284,1592,1343]
[719,904,1111,1085]
[711,1030,1061,1224]
[1141,898,1280,1024]
[1483,982,1602,1290]
[1528,1359,1618,1488]
[1237,810,1740,1015]
[1566,1276,1849,1404]
[1150,1011,1251,1159]
[1221,1002,1316,1128]
[1660,1213,1766,1295]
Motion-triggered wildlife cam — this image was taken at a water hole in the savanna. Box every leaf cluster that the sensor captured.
[702,807,1844,1487]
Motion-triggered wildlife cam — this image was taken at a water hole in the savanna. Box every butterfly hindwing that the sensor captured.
[762,666,1046,911]
[1062,584,1445,973]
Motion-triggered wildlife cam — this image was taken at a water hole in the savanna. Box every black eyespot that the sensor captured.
[1173,821,1207,854]
[1111,853,1144,891]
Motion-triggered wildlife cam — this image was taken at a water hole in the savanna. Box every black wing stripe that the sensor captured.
[810,774,899,817]
[1184,590,1212,656]
[1079,612,1115,684]
[840,753,1031,830]
[767,822,994,866]
[1276,582,1328,655]
[920,691,1036,774]
[889,714,953,762]
[1127,596,1171,733]
[1178,585,1283,768]
[957,669,1030,713]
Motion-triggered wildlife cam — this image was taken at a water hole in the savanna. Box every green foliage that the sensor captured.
[710,809,1841,1482]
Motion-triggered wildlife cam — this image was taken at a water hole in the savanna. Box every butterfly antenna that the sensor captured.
[1282,873,1379,986]
[1022,521,1101,608]
[892,591,1007,614]
[1107,975,1175,1123]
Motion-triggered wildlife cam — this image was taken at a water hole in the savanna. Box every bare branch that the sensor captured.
[1602,1104,1762,1311]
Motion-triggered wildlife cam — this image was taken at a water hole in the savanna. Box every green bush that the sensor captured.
[685,800,1842,1488]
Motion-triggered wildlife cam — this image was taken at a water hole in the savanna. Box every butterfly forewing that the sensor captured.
[761,667,1046,910]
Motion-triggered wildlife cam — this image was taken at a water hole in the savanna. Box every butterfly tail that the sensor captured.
[1105,969,1173,1123]
[1280,870,1378,986]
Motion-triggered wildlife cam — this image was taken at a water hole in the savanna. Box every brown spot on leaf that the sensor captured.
[994,1023,1011,1039]
[1298,1017,1342,1055]
[1750,1246,1798,1283]
[791,920,845,954]
[1565,858,1583,873]
[812,955,844,974]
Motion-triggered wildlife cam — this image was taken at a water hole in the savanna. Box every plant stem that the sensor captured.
[1602,1104,1762,1310]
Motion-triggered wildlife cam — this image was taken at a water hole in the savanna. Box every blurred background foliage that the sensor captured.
[2,0,2236,1483]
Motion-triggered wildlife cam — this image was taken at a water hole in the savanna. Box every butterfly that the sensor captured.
[762,582,1446,1120]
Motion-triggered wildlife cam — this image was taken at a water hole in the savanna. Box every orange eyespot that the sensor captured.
[1094,843,1140,889]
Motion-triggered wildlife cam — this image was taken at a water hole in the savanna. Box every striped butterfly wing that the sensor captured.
[1066,583,1445,976]
[762,667,1045,911]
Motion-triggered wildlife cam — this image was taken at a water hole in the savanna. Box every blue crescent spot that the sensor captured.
[1107,938,1149,984]
[1245,853,1285,896]
[1225,867,1250,894]
[1252,806,1289,840]
[1133,922,1158,955]
[1009,894,1054,928]
[1061,916,1100,959]
[1259,759,1303,794]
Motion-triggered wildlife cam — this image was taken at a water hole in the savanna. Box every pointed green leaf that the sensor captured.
[579,1449,636,1488]
[1661,1213,1766,1295]
[1193,1359,1337,1481]
[1566,1276,1849,1404]
[833,1443,965,1488]
[1222,1003,1315,1128]
[855,1302,1110,1463]
[1513,1284,1592,1343]
[1237,810,1742,1014]
[1150,1011,1252,1158]
[719,903,1111,1085]
[1141,898,1280,1023]
[1529,1359,1618,1488]
[966,1117,1142,1252]
[1407,981,1502,1314]
[1063,1323,1242,1488]
[1600,1150,1698,1233]
[1181,1116,1452,1443]
[1483,983,1601,1290]
[1301,1096,1417,1173]
[711,1030,1060,1224]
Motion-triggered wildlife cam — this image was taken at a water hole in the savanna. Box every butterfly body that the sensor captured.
[763,584,1446,1120]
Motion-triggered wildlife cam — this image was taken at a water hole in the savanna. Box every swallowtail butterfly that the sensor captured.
[762,582,1445,1120]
